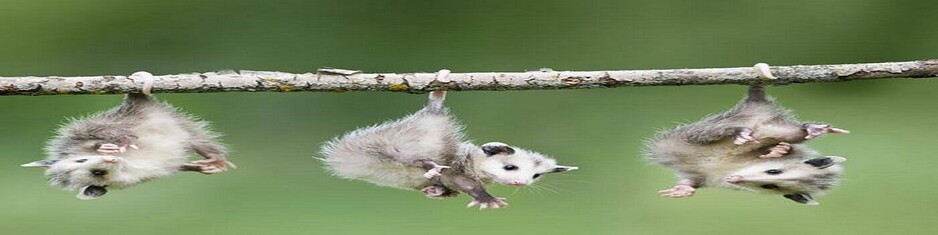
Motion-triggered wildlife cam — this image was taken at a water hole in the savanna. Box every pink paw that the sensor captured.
[658,185,696,198]
[467,197,509,209]
[423,164,451,179]
[97,143,127,154]
[760,142,792,158]
[187,158,235,174]
[421,185,458,199]
[804,124,850,139]
[734,128,759,145]
[724,175,744,184]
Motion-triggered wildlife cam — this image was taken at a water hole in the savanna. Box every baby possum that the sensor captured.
[320,80,577,209]
[646,85,848,205]
[21,72,234,200]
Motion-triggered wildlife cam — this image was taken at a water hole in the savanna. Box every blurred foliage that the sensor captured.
[1,0,936,234]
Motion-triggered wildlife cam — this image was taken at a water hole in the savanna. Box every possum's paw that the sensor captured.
[423,164,451,179]
[760,142,792,158]
[421,185,459,199]
[97,143,129,154]
[804,124,850,139]
[733,128,759,145]
[185,158,234,174]
[658,185,696,198]
[467,197,509,209]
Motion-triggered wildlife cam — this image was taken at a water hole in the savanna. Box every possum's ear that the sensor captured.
[783,193,819,205]
[551,166,579,173]
[481,142,515,156]
[804,156,846,169]
[21,160,58,168]
[76,185,107,200]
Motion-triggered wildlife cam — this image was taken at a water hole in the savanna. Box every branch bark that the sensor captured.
[1,59,936,96]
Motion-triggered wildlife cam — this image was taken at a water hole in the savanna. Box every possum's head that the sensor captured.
[22,155,129,200]
[724,156,846,205]
[476,142,577,186]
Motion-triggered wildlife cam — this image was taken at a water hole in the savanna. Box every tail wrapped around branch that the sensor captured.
[746,85,767,102]
[124,71,157,105]
[425,69,451,112]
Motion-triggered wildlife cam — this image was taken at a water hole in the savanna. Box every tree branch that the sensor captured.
[2,59,936,96]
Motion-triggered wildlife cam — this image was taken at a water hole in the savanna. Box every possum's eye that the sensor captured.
[765,169,783,175]
[533,174,542,179]
[503,165,518,171]
[91,169,108,176]
[75,159,88,163]
[761,184,780,190]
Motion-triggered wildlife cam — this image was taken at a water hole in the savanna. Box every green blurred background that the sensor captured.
[1,0,936,234]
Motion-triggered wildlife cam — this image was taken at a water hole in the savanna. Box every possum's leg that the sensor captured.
[69,94,154,155]
[447,175,508,209]
[733,127,759,145]
[420,183,460,199]
[417,160,451,179]
[803,123,850,139]
[658,179,698,198]
[676,86,769,145]
[760,142,792,158]
[96,135,139,154]
[379,149,453,179]
[182,140,234,174]
[756,122,850,145]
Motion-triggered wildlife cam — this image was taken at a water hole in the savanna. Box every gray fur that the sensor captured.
[320,91,576,208]
[24,92,233,199]
[646,85,845,204]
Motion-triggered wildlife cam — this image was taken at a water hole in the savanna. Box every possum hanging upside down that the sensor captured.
[21,72,235,200]
[646,72,849,205]
[320,70,578,209]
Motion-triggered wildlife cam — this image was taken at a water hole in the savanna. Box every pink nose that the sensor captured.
[724,175,744,184]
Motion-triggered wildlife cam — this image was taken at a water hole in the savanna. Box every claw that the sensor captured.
[421,185,458,199]
[423,163,451,179]
[186,158,233,174]
[97,143,126,154]
[467,197,508,209]
[658,185,696,198]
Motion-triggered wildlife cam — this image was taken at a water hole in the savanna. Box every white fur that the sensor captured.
[321,111,463,190]
[42,110,192,191]
[320,94,576,191]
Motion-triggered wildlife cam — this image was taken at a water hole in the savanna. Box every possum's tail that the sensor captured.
[427,91,446,112]
[746,85,767,102]
[125,71,157,105]
[425,69,451,112]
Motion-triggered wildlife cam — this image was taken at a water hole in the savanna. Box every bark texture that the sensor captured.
[1,60,936,96]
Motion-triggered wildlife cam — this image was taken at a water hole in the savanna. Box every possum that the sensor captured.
[21,72,235,200]
[320,72,577,209]
[646,85,849,205]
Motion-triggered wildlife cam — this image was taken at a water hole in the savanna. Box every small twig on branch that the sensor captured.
[1,60,936,96]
